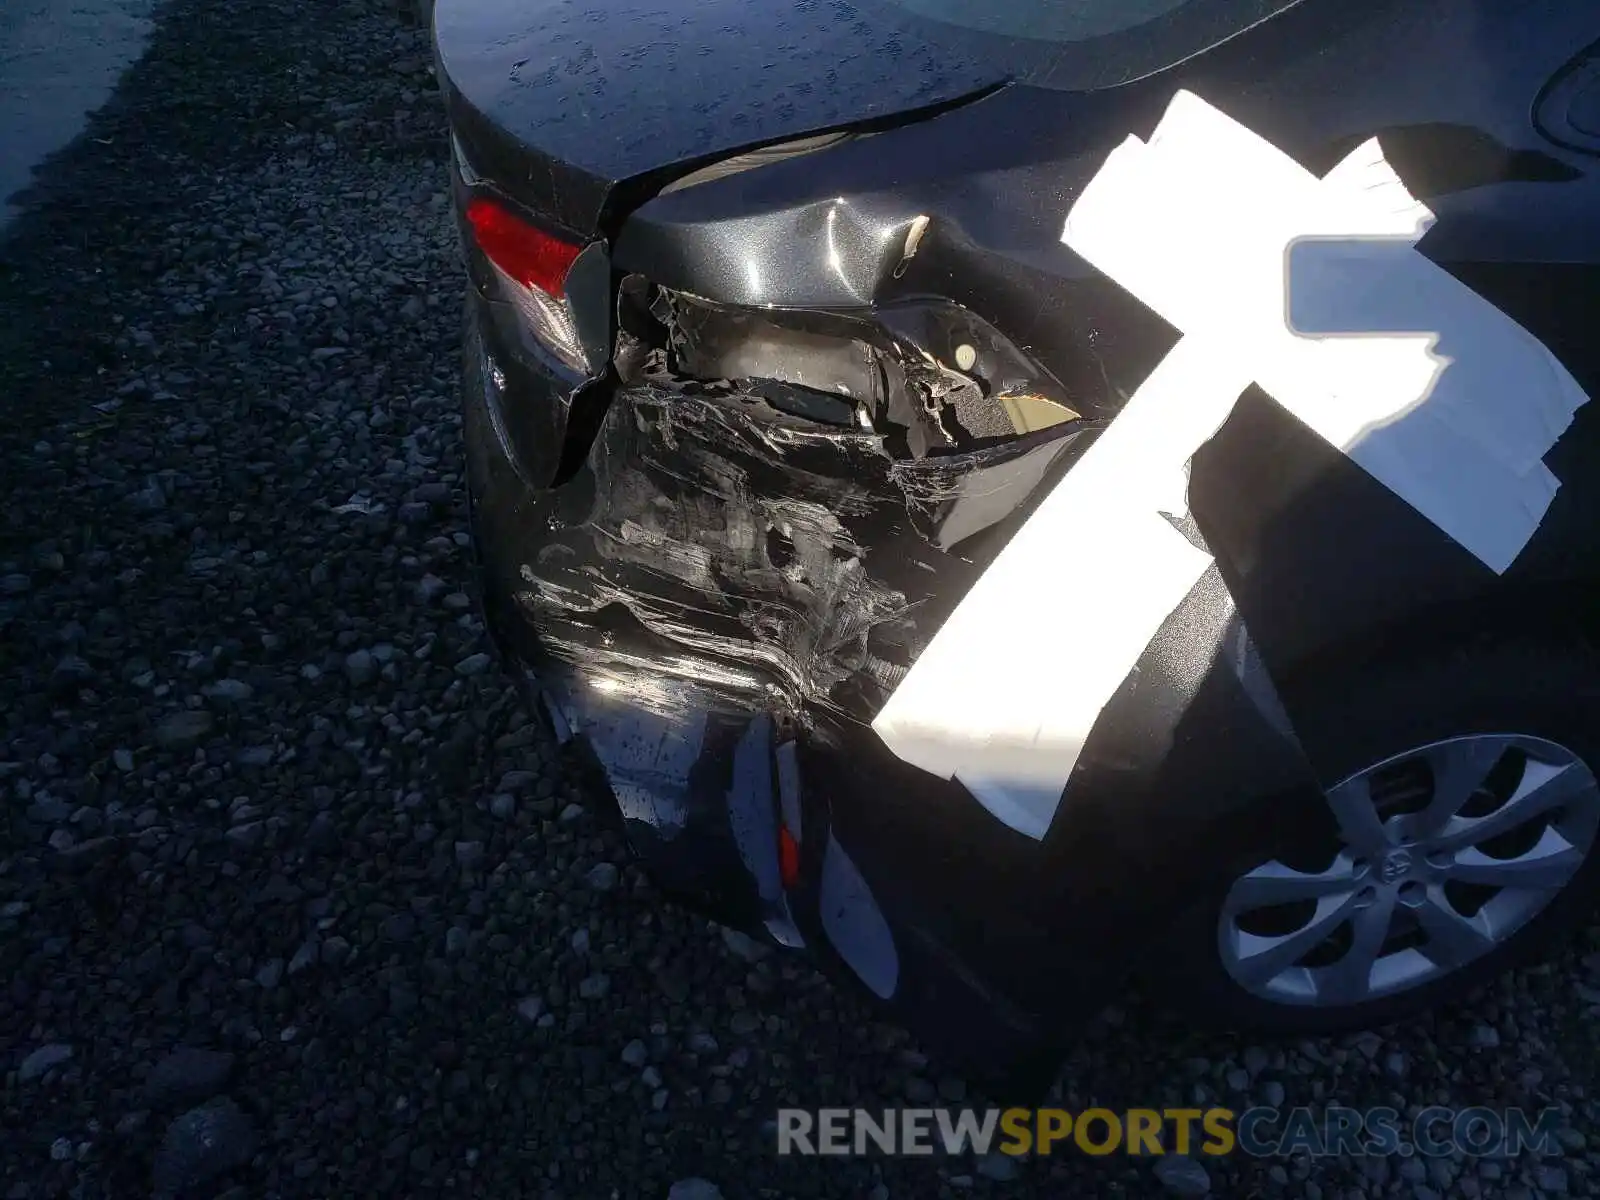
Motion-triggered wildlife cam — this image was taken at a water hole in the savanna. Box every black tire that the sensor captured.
[1154,633,1600,1036]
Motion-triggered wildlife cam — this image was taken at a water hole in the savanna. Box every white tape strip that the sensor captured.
[874,335,1248,840]
[872,91,1589,841]
[1064,92,1587,572]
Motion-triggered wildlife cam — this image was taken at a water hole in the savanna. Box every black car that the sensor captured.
[434,0,1600,1089]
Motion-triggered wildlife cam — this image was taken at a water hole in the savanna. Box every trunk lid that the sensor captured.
[433,0,1010,237]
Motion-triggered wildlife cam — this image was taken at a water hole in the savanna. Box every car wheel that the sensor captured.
[1157,634,1600,1035]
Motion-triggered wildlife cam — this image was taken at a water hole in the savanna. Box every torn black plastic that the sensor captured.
[623,286,1082,460]
[464,308,1099,724]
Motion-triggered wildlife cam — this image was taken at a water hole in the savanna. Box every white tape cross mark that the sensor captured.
[872,91,1589,842]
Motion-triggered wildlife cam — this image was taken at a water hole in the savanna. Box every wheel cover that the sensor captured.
[1218,734,1600,1006]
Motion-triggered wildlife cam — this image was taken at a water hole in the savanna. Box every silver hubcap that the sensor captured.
[1219,734,1600,1006]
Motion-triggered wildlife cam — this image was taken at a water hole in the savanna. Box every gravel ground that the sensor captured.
[2,0,1599,1196]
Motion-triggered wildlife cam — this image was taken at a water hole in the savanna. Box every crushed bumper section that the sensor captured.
[462,293,1118,1091]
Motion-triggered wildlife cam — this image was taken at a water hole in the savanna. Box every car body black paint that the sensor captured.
[431,0,1009,237]
[1535,37,1600,155]
[439,0,1600,1089]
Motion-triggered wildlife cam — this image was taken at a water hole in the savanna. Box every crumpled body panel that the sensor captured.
[479,340,1100,730]
[449,0,1600,1088]
[463,303,1330,1089]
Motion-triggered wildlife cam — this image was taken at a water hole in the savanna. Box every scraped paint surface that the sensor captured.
[873,90,1590,841]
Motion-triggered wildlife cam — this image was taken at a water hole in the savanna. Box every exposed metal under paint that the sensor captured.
[464,254,1103,741]
[504,372,1095,726]
[514,402,915,718]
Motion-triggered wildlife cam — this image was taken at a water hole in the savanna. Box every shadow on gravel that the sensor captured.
[0,0,1597,1198]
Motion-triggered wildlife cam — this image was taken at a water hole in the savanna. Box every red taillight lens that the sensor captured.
[465,197,581,299]
[464,196,590,373]
[778,826,801,890]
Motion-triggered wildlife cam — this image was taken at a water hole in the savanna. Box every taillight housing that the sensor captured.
[464,196,589,374]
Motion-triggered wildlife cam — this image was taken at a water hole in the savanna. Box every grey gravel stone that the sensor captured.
[344,649,378,685]
[586,861,619,891]
[18,1043,72,1081]
[1153,1155,1212,1196]
[668,1180,724,1200]
[1536,1165,1570,1193]
[902,1075,935,1103]
[144,1047,236,1106]
[621,1039,649,1067]
[720,925,771,961]
[154,710,214,749]
[288,938,319,975]
[303,811,339,854]
[152,1097,258,1194]
[226,820,265,851]
[936,1076,966,1102]
[382,912,417,942]
[977,1152,1021,1181]
[205,677,254,702]
[26,797,70,824]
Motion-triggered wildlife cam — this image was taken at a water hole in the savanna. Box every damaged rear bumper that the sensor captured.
[464,295,1123,1087]
[462,286,1319,1090]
